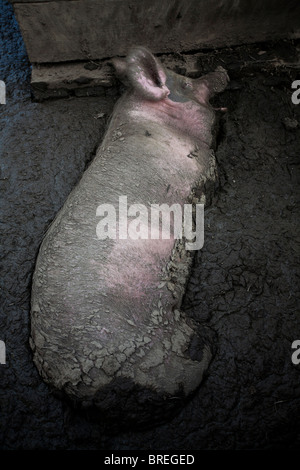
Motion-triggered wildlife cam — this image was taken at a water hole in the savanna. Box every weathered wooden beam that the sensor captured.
[31,60,117,100]
[10,0,300,64]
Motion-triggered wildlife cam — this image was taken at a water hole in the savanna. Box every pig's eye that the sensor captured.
[182,81,192,90]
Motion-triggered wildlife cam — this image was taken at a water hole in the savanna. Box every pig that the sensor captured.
[30,46,229,422]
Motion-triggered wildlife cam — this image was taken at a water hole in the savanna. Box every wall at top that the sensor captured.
[10,0,300,64]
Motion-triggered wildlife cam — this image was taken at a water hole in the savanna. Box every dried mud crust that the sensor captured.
[162,148,218,305]
[1,0,300,450]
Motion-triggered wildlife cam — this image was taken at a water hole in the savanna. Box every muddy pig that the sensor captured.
[30,46,229,422]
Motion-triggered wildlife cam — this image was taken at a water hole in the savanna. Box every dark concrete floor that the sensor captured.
[1,0,300,450]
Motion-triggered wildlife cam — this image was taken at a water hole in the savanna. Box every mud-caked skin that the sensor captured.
[30,47,229,413]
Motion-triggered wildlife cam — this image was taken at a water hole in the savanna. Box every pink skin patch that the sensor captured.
[130,93,214,148]
[104,233,174,300]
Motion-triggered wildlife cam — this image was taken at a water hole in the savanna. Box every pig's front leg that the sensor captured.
[196,67,229,104]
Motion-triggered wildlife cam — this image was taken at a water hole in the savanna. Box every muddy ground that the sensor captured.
[1,0,300,450]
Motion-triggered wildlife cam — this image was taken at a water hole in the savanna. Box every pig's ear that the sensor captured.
[125,46,170,101]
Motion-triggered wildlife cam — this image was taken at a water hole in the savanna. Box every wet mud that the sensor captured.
[1,0,300,450]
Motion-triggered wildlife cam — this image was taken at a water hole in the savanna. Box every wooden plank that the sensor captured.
[12,0,300,64]
[31,60,117,100]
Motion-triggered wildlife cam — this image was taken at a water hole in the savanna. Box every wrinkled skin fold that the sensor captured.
[30,46,229,418]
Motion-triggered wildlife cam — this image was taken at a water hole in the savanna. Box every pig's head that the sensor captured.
[112,46,229,107]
